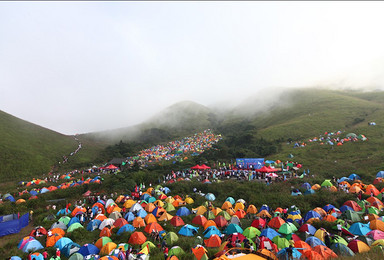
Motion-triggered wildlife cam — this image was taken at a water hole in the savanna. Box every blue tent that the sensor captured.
[259,205,271,213]
[260,228,280,240]
[224,223,243,235]
[291,190,302,196]
[323,204,336,212]
[30,254,43,260]
[3,194,16,202]
[56,208,71,216]
[176,207,191,217]
[340,205,354,213]
[117,224,135,235]
[348,173,361,180]
[54,237,73,250]
[86,219,101,231]
[68,216,80,227]
[163,187,171,194]
[40,188,50,194]
[349,222,371,236]
[22,239,44,253]
[304,210,322,222]
[265,160,275,164]
[137,209,148,218]
[330,243,355,257]
[205,193,216,201]
[78,243,100,256]
[300,183,311,190]
[178,224,198,236]
[305,236,325,247]
[203,226,221,238]
[62,242,81,257]
[140,194,150,200]
[225,197,236,205]
[304,189,315,195]
[277,247,302,260]
[124,212,135,222]
[29,190,38,196]
[11,257,22,260]
[377,171,384,178]
[338,177,350,183]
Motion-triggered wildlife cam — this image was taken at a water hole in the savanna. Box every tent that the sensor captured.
[178,224,199,237]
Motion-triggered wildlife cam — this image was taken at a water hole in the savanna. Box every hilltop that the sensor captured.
[2,88,384,180]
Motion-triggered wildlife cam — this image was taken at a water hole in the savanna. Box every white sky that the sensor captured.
[1,1,384,135]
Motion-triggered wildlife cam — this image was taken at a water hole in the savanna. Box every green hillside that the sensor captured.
[0,110,104,180]
[2,88,384,181]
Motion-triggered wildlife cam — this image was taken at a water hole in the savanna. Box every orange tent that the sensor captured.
[211,207,222,216]
[370,219,384,232]
[144,222,164,233]
[46,233,63,247]
[203,220,217,230]
[170,216,185,227]
[145,203,156,213]
[100,242,117,256]
[313,208,327,217]
[133,217,146,228]
[294,240,311,253]
[226,208,236,216]
[268,217,285,229]
[323,214,337,222]
[113,218,128,228]
[221,201,233,210]
[367,197,384,207]
[95,214,107,221]
[204,234,222,247]
[71,207,86,217]
[235,209,246,219]
[50,228,65,237]
[313,245,337,259]
[158,212,173,222]
[303,249,324,260]
[144,214,157,224]
[257,210,272,218]
[153,207,167,218]
[192,246,208,260]
[349,186,361,194]
[246,205,258,214]
[311,184,321,190]
[234,202,245,211]
[128,231,147,245]
[99,227,112,237]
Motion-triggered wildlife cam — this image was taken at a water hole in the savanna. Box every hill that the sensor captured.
[0,110,105,180]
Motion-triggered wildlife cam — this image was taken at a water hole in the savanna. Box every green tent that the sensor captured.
[321,180,333,187]
[58,216,71,226]
[164,203,176,212]
[217,211,231,221]
[142,241,156,250]
[330,235,348,246]
[164,232,179,245]
[346,133,357,138]
[243,227,261,239]
[67,222,84,232]
[207,211,215,220]
[343,210,362,223]
[69,253,84,260]
[169,246,185,257]
[368,206,379,215]
[278,222,298,235]
[272,236,290,249]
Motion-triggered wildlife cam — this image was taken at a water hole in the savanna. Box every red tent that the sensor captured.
[191,165,203,170]
[256,166,276,173]
[105,164,118,170]
[201,164,211,169]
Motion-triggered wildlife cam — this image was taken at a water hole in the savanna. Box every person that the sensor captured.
[286,245,293,260]
[42,250,48,260]
[255,235,260,250]
[56,248,61,258]
[163,246,169,260]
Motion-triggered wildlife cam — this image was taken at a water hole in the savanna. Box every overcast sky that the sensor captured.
[1,2,384,135]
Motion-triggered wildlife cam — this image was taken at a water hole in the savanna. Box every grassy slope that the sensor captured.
[0,110,105,180]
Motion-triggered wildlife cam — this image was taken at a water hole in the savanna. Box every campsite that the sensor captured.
[3,2,384,259]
